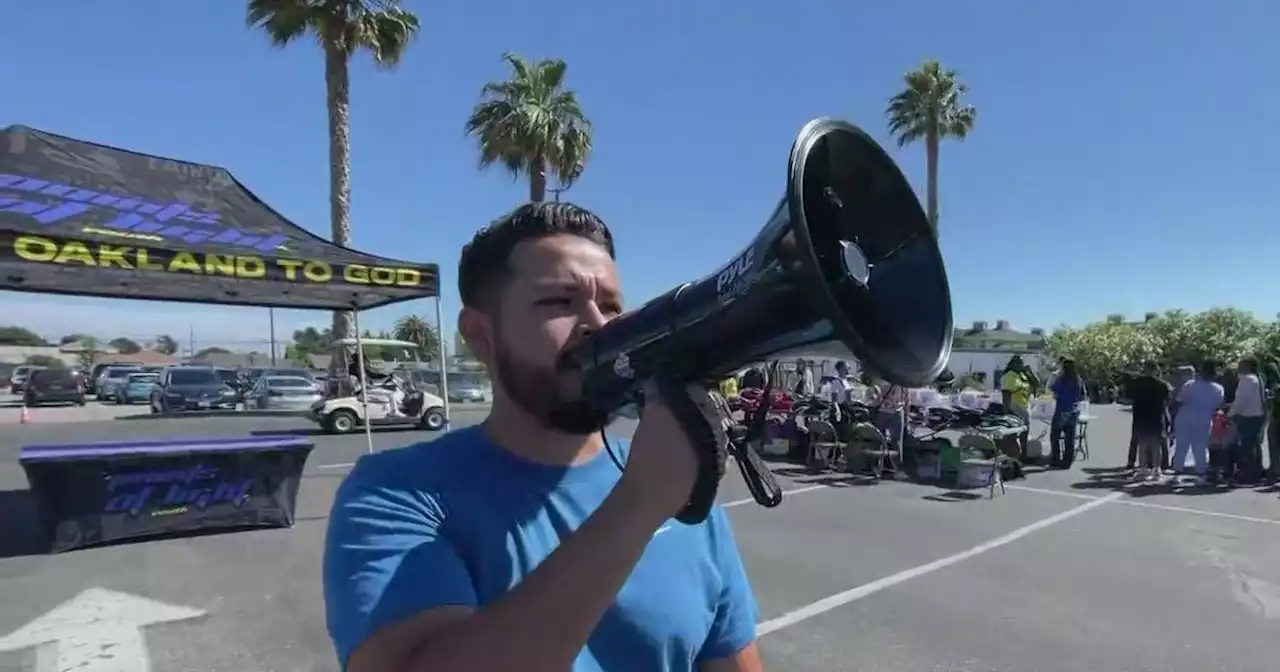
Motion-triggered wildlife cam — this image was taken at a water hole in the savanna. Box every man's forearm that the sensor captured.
[404,479,666,672]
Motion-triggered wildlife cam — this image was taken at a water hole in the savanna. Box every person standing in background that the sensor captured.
[820,361,854,404]
[719,375,740,400]
[871,374,908,460]
[1000,356,1033,458]
[1127,361,1172,481]
[1227,357,1266,483]
[1170,361,1225,483]
[1048,357,1087,469]
[792,360,815,397]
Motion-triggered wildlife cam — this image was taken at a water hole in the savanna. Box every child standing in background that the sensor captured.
[1208,410,1231,483]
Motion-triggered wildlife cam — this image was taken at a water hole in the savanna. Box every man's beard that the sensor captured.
[493,342,608,435]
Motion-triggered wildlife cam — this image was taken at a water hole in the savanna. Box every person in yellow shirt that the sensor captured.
[1000,356,1034,458]
[719,375,740,399]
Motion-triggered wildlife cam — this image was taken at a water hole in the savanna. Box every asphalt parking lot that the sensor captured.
[0,406,1277,671]
[0,393,143,424]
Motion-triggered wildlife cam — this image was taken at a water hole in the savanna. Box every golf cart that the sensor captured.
[309,337,449,434]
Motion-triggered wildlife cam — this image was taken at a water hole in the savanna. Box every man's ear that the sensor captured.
[457,307,494,365]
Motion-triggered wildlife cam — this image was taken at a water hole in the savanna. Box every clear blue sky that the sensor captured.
[2,0,1276,353]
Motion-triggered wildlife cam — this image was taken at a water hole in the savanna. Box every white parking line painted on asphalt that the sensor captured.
[1006,484,1280,526]
[723,484,828,509]
[317,462,355,470]
[754,491,1125,637]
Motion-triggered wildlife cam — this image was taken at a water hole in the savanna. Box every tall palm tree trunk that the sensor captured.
[925,131,940,235]
[324,44,357,346]
[529,156,547,202]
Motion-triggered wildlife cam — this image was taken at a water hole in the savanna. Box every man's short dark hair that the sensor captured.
[457,201,616,309]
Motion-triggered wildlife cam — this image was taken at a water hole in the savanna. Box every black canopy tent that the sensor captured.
[0,125,439,309]
[0,125,447,451]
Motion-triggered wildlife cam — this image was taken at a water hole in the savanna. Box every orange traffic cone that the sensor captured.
[19,405,30,424]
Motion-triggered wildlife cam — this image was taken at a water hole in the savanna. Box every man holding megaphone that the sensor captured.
[323,202,763,672]
[322,117,955,672]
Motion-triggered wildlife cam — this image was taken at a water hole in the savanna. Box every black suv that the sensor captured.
[150,367,239,413]
[24,368,87,407]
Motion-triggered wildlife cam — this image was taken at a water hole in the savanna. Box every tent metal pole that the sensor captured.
[434,296,451,431]
[353,310,374,455]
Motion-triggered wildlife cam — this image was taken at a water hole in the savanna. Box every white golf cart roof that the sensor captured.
[334,337,418,348]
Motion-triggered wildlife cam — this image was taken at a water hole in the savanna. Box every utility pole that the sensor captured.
[188,325,195,360]
[269,308,277,366]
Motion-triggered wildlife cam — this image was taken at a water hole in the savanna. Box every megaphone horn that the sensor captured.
[565,116,954,412]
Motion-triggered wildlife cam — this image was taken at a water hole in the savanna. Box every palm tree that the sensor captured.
[246,0,420,342]
[465,53,592,202]
[885,60,976,235]
[393,315,440,360]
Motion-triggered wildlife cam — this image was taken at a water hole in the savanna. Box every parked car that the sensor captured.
[8,365,40,394]
[150,367,239,413]
[24,368,86,407]
[115,372,160,404]
[449,381,489,403]
[95,366,143,402]
[247,367,318,386]
[244,375,325,412]
[212,367,246,402]
[86,361,141,395]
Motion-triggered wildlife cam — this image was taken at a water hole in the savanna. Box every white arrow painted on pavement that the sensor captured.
[0,587,206,672]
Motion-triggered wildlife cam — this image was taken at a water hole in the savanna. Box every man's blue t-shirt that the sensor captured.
[322,426,759,671]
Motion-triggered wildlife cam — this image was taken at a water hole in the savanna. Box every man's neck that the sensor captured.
[484,401,603,467]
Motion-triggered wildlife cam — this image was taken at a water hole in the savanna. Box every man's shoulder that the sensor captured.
[344,425,492,491]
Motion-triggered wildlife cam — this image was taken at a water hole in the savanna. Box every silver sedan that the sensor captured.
[243,375,324,411]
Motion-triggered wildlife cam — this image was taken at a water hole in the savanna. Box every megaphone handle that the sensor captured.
[651,377,729,526]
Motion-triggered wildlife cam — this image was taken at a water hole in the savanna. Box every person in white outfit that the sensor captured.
[1171,361,1225,481]
[819,361,855,404]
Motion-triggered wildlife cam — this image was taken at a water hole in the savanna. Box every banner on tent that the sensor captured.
[0,232,426,289]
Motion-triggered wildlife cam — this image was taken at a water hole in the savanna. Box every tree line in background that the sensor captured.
[244,0,978,347]
[1045,308,1280,388]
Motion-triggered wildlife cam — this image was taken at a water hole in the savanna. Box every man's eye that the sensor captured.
[536,297,574,308]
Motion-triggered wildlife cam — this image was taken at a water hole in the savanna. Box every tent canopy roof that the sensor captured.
[0,125,439,310]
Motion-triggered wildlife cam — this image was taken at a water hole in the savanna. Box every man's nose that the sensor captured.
[577,301,609,335]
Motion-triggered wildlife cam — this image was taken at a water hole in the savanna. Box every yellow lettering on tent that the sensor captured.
[276,259,303,280]
[10,236,424,287]
[97,245,134,269]
[168,252,202,274]
[237,256,265,278]
[345,264,423,287]
[137,249,164,271]
[205,254,236,276]
[303,261,332,282]
[13,236,58,262]
[53,241,97,266]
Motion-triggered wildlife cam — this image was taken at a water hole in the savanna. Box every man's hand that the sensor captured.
[621,381,732,524]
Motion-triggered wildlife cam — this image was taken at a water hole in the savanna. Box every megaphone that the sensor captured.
[561,117,953,523]
[564,117,953,408]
